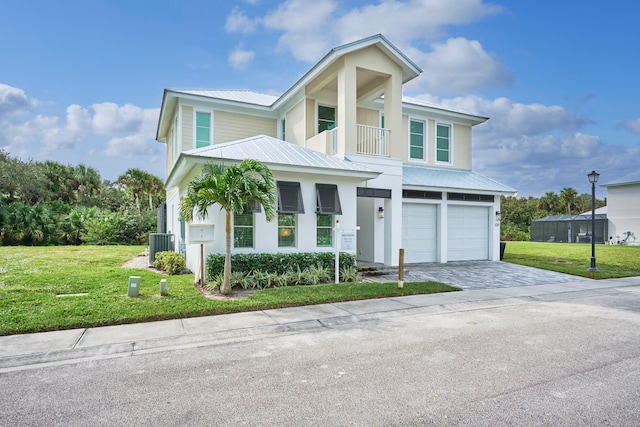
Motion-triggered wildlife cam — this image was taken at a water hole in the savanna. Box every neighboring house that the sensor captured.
[155,34,516,275]
[601,177,640,245]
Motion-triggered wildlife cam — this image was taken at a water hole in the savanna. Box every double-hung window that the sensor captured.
[316,184,342,247]
[409,119,426,161]
[233,202,260,249]
[195,111,211,148]
[277,181,304,248]
[436,123,451,163]
[318,105,336,133]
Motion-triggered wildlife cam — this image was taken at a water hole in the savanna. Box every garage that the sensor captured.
[448,205,489,261]
[402,203,437,263]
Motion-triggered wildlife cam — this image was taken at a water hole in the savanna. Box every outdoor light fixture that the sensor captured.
[495,211,502,222]
[587,170,600,276]
[378,206,385,219]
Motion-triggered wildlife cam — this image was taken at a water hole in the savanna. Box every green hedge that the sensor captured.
[206,252,356,279]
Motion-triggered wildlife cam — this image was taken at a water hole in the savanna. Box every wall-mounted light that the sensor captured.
[495,211,502,222]
[378,207,385,219]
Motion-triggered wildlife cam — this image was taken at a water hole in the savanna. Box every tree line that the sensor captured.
[500,187,606,241]
[0,149,165,246]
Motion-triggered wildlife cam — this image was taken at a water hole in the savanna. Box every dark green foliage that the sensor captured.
[82,208,156,245]
[0,150,163,246]
[206,252,356,279]
[153,251,187,275]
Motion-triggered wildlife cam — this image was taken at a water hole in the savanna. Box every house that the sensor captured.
[601,177,640,244]
[155,34,516,276]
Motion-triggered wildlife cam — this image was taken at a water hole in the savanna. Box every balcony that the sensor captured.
[356,124,389,157]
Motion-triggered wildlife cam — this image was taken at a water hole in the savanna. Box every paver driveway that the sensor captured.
[365,260,586,290]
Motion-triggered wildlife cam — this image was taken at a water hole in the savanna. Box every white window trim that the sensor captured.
[194,109,213,148]
[408,118,427,162]
[317,103,337,134]
[233,211,255,250]
[278,213,298,248]
[435,122,453,165]
[316,214,334,248]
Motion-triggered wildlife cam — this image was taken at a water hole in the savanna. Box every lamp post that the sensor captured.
[587,170,600,275]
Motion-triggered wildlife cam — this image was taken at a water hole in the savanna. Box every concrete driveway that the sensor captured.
[364,260,586,289]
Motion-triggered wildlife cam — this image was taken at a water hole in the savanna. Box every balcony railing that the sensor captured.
[305,125,390,157]
[357,124,389,157]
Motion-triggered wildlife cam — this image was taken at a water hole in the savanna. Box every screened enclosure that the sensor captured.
[530,213,608,244]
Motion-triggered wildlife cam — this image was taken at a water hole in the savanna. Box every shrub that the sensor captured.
[206,252,356,279]
[153,251,186,275]
[340,265,361,283]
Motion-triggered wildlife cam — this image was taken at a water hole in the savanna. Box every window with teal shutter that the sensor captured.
[196,112,211,148]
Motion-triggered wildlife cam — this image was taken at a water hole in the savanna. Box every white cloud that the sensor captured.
[104,134,160,158]
[262,0,337,62]
[91,102,156,135]
[621,117,640,135]
[225,7,258,33]
[334,0,504,45]
[406,38,511,93]
[0,83,39,117]
[228,47,255,70]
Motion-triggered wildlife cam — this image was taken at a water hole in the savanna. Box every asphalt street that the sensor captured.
[1,289,639,426]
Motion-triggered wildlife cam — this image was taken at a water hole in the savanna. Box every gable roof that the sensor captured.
[166,135,379,187]
[402,164,516,194]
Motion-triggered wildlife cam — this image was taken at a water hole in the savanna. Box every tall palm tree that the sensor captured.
[560,187,578,215]
[180,159,276,294]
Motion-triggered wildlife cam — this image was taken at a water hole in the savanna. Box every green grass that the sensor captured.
[0,246,457,336]
[503,241,640,279]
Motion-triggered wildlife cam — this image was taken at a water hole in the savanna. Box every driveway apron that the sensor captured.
[363,261,586,290]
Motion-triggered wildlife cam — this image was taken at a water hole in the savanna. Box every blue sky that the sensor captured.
[1,0,639,198]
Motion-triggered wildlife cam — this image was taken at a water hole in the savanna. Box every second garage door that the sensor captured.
[402,203,437,263]
[447,205,489,261]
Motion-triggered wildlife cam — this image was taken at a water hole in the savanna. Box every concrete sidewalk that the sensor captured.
[2,275,639,371]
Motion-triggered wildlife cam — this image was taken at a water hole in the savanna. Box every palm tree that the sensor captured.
[180,160,276,294]
[537,191,561,215]
[560,187,578,215]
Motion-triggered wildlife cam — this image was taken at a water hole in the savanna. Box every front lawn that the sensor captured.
[503,241,640,279]
[0,246,456,336]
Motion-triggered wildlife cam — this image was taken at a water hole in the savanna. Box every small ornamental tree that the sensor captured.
[179,160,277,294]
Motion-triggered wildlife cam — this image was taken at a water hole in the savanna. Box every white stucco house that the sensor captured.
[601,177,640,244]
[155,34,516,275]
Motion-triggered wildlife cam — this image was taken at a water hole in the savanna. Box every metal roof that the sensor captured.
[183,135,378,175]
[402,164,516,194]
[601,175,640,187]
[170,89,278,107]
[533,213,608,222]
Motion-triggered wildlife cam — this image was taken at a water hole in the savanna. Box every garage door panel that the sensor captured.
[402,204,437,263]
[448,206,489,261]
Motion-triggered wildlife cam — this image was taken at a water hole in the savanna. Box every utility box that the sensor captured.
[128,276,141,297]
[149,233,175,266]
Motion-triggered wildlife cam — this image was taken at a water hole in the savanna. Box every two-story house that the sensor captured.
[156,34,516,276]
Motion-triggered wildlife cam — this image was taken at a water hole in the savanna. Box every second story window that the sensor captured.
[409,119,425,161]
[281,118,286,141]
[195,111,211,148]
[318,105,336,133]
[436,123,451,163]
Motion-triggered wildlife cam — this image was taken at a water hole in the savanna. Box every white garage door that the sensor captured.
[448,205,489,261]
[402,204,437,263]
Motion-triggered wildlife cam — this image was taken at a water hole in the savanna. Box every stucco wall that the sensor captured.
[606,184,640,242]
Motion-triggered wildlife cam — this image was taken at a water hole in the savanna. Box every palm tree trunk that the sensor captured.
[222,210,232,295]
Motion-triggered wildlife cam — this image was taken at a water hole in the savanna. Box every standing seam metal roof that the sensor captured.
[183,135,377,174]
[403,164,516,193]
